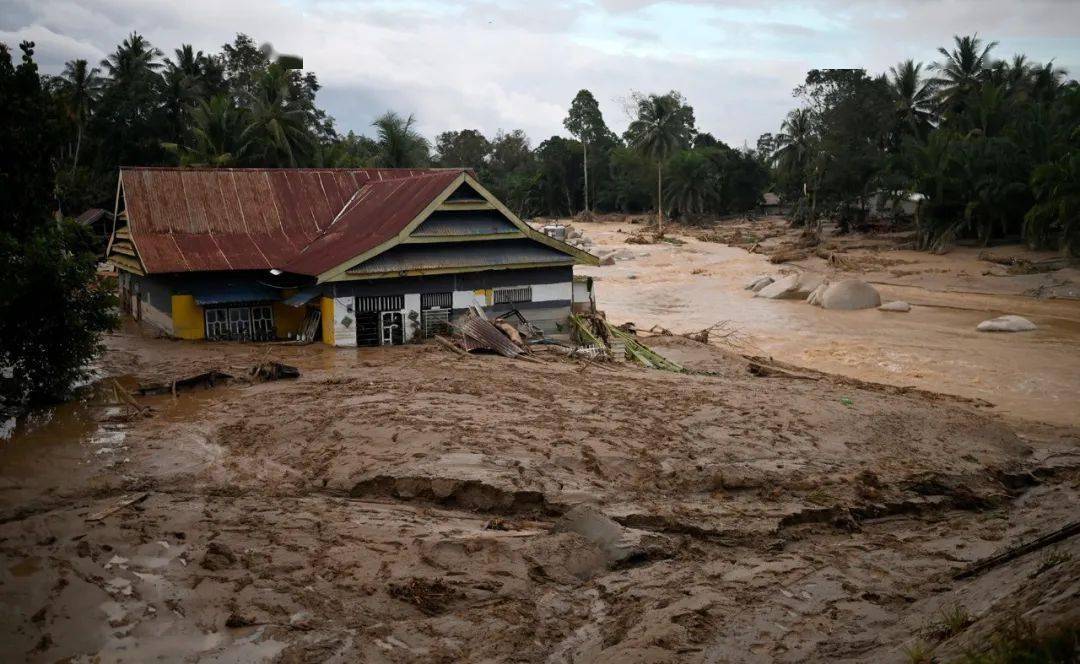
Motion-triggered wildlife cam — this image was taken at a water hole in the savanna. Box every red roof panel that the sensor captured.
[120,167,458,276]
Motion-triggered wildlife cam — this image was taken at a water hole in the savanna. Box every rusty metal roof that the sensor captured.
[284,169,463,276]
[120,167,445,274]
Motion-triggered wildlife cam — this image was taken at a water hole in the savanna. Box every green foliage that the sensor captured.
[958,618,1078,663]
[0,42,117,409]
[371,111,430,167]
[766,34,1080,253]
[434,129,490,168]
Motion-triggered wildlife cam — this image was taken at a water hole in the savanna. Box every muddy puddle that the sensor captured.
[576,221,1080,426]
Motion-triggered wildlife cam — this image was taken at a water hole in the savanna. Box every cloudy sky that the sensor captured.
[3,0,1079,147]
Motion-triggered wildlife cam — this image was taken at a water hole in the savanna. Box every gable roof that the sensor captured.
[112,167,597,281]
[117,167,440,273]
[284,170,462,276]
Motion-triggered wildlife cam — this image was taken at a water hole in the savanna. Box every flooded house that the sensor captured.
[106,167,597,346]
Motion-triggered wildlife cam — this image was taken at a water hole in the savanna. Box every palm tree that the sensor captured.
[246,64,313,166]
[372,111,430,167]
[163,95,251,166]
[57,59,103,170]
[625,94,692,232]
[929,34,997,117]
[100,32,162,83]
[664,150,718,217]
[887,60,935,139]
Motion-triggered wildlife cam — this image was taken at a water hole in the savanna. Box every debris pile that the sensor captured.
[570,315,685,372]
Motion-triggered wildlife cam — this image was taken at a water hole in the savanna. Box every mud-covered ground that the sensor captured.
[2,327,1078,662]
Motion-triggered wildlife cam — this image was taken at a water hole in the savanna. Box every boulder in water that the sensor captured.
[745,275,774,292]
[976,315,1036,332]
[755,274,799,299]
[806,283,828,307]
[879,300,911,312]
[821,280,882,310]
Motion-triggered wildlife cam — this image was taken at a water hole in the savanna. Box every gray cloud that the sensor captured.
[2,0,1077,148]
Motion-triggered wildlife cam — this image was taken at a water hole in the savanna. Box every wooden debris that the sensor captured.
[138,370,232,396]
[953,520,1080,580]
[86,492,149,521]
[250,362,300,381]
[434,334,469,356]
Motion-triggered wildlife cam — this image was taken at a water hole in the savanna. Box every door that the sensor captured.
[380,311,403,345]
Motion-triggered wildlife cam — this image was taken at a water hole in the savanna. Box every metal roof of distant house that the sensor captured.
[75,208,112,226]
[112,167,597,281]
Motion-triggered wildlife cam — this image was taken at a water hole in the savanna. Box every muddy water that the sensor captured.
[577,222,1080,427]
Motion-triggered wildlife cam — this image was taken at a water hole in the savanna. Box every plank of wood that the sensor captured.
[954,520,1080,580]
[434,335,468,356]
[86,492,149,522]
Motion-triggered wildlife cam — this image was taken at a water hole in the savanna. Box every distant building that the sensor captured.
[760,192,785,215]
[106,167,597,346]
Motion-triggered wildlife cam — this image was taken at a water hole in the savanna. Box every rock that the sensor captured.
[879,300,911,312]
[554,505,667,567]
[200,541,237,571]
[755,273,823,300]
[821,280,882,310]
[754,274,799,299]
[806,283,828,307]
[599,254,616,266]
[745,275,773,291]
[976,315,1036,332]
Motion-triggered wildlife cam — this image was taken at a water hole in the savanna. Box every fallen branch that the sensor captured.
[953,520,1080,580]
[86,492,149,522]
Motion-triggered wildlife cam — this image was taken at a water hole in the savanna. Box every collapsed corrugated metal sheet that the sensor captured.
[284,170,463,276]
[346,240,574,276]
[456,314,525,358]
[120,167,441,274]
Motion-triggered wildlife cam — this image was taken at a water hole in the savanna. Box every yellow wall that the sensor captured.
[320,297,335,345]
[171,295,205,340]
[273,298,307,339]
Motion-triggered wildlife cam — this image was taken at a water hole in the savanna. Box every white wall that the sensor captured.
[332,296,356,347]
[404,293,421,340]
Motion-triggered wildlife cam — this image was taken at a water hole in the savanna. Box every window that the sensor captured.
[252,305,274,340]
[420,292,452,310]
[205,305,274,341]
[421,309,451,337]
[205,308,229,339]
[493,286,532,304]
[356,294,404,313]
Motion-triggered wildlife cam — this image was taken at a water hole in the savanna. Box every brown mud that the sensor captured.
[576,217,1080,427]
[1,321,1078,662]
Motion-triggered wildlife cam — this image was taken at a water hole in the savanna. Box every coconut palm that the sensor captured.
[100,32,162,83]
[772,108,814,181]
[57,59,103,170]
[163,95,251,166]
[664,150,719,217]
[929,34,997,116]
[887,60,935,139]
[625,93,693,232]
[371,111,430,167]
[245,64,313,167]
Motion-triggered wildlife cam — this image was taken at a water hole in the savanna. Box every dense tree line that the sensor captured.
[37,31,767,225]
[1,42,115,409]
[764,35,1080,253]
